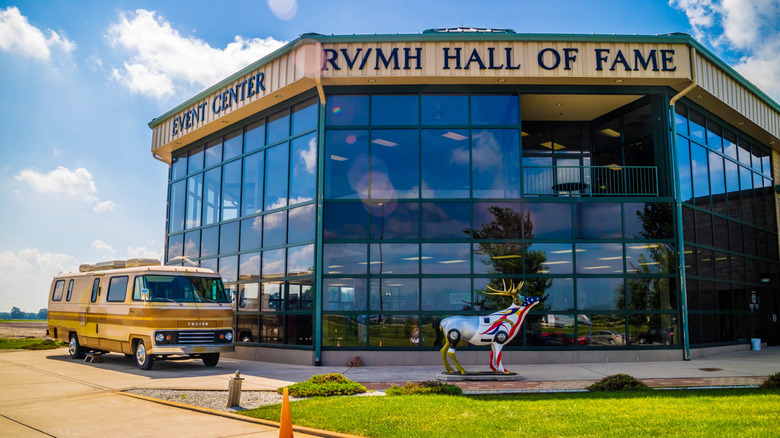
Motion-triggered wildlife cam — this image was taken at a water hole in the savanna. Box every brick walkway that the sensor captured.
[362,376,767,392]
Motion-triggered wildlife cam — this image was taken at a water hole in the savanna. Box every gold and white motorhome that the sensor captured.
[47,259,234,370]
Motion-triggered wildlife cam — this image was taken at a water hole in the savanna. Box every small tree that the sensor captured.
[10,307,23,320]
[37,309,48,319]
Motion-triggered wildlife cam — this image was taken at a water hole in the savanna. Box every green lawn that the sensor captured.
[0,338,64,350]
[239,389,780,438]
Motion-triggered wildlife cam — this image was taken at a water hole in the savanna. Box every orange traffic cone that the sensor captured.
[279,386,293,438]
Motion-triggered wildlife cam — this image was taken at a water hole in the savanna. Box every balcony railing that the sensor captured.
[523,166,659,197]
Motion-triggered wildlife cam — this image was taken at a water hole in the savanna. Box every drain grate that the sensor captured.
[698,368,723,372]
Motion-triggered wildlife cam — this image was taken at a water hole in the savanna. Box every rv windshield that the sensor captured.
[138,275,230,303]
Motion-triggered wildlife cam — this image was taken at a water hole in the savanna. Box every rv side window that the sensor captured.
[51,280,65,301]
[90,278,100,303]
[132,276,145,301]
[66,279,74,301]
[106,276,129,302]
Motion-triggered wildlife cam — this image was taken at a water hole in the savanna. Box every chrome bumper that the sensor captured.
[149,344,234,355]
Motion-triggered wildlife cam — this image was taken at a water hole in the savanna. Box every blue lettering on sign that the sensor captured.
[211,72,265,115]
[538,48,560,70]
[172,101,207,136]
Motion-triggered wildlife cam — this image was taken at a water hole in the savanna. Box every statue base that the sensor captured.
[437,371,524,382]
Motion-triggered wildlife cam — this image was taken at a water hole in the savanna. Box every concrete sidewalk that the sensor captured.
[0,346,777,437]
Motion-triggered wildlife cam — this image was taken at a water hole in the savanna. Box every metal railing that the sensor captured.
[523,166,658,197]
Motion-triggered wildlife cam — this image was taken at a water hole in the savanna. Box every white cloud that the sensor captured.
[107,9,287,98]
[0,249,79,312]
[670,0,780,102]
[15,166,96,196]
[15,166,117,213]
[92,239,116,257]
[0,6,74,60]
[127,245,162,260]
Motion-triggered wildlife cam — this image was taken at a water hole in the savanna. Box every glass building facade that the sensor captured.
[156,32,780,365]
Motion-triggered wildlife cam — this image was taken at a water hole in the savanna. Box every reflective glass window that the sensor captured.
[629,314,677,346]
[521,123,551,153]
[241,151,264,216]
[706,120,723,152]
[204,138,222,168]
[583,315,626,347]
[288,204,315,243]
[188,146,204,174]
[288,280,314,312]
[267,109,290,144]
[200,258,217,271]
[202,168,221,225]
[244,120,265,153]
[371,94,418,125]
[676,135,693,202]
[292,97,317,134]
[531,277,574,311]
[262,249,286,279]
[171,154,187,180]
[577,277,623,310]
[238,283,259,310]
[576,243,624,274]
[422,202,470,239]
[286,314,313,345]
[471,94,518,125]
[688,109,706,144]
[200,226,219,258]
[322,315,367,346]
[185,174,203,229]
[370,202,419,240]
[622,104,652,141]
[723,129,738,159]
[324,203,369,240]
[264,142,289,210]
[323,244,367,275]
[526,243,573,274]
[594,118,622,157]
[167,234,183,261]
[263,210,287,248]
[223,129,242,161]
[626,243,674,274]
[739,167,754,223]
[370,278,418,311]
[674,103,688,136]
[106,276,129,302]
[695,210,713,246]
[690,144,710,208]
[326,95,369,126]
[219,221,239,254]
[66,279,74,301]
[471,129,520,198]
[289,132,317,205]
[221,160,241,221]
[325,130,369,199]
[261,282,284,311]
[370,243,419,275]
[526,314,576,347]
[218,255,238,282]
[287,244,314,277]
[554,126,586,155]
[259,314,283,343]
[737,137,751,166]
[624,202,673,239]
[421,278,470,311]
[708,151,726,215]
[421,94,468,125]
[323,278,367,311]
[725,159,740,219]
[169,180,186,233]
[239,252,260,281]
[421,129,470,198]
[473,243,523,275]
[370,129,419,199]
[472,202,522,240]
[369,315,420,348]
[524,203,572,239]
[240,217,262,251]
[421,243,470,274]
[575,203,622,239]
[184,230,200,259]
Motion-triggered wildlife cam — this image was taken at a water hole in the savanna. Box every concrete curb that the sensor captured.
[117,391,365,438]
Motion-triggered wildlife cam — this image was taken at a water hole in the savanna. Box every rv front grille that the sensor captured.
[177,330,216,344]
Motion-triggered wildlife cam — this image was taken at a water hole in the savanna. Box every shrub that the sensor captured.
[386,380,463,396]
[759,372,780,389]
[279,373,367,398]
[22,340,66,350]
[586,374,650,392]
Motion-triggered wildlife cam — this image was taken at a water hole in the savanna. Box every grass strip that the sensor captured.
[239,389,780,438]
[0,338,65,350]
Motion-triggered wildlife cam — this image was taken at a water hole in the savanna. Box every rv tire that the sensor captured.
[202,353,219,367]
[69,334,85,359]
[134,340,154,370]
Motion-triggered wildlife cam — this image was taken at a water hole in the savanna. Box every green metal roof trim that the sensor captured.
[149,32,780,128]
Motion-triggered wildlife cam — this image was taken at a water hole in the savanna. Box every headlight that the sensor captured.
[155,333,165,343]
[225,331,233,341]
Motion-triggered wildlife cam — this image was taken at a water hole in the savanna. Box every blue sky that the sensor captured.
[1,0,779,312]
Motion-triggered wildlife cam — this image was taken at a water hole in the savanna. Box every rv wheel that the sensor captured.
[202,353,220,367]
[68,334,85,359]
[134,340,154,370]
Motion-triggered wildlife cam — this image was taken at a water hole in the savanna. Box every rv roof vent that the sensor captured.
[125,258,162,268]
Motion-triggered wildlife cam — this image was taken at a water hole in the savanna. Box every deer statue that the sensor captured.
[440,280,540,374]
